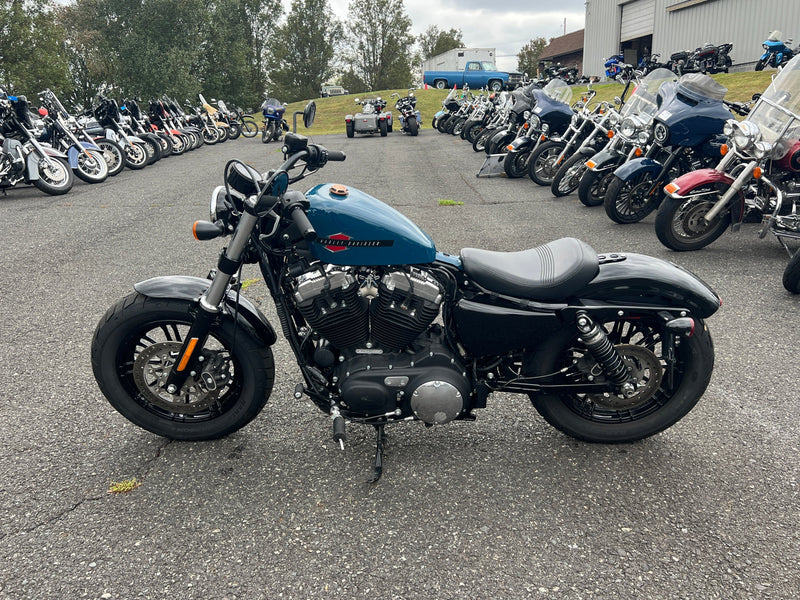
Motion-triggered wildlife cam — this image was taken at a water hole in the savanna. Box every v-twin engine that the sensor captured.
[291,266,471,423]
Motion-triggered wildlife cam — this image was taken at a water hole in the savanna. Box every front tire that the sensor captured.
[755,58,767,71]
[95,138,125,176]
[240,119,258,138]
[124,142,148,170]
[91,293,275,440]
[33,157,74,195]
[782,251,800,293]
[654,185,732,251]
[262,122,275,144]
[604,172,663,224]
[551,152,589,197]
[503,150,530,178]
[74,149,109,183]
[528,141,565,186]
[531,316,714,443]
[578,168,614,207]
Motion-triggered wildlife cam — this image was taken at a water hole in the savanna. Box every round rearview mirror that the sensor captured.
[303,101,316,128]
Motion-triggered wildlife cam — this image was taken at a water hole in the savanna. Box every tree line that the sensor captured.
[1,0,549,111]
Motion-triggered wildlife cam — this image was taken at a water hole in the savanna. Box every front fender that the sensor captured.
[585,148,624,171]
[67,142,101,168]
[508,136,535,152]
[134,275,277,346]
[614,157,663,181]
[664,168,734,198]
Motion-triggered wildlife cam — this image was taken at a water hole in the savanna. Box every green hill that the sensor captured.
[278,71,777,136]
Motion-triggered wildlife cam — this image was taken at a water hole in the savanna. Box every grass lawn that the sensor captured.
[274,71,778,137]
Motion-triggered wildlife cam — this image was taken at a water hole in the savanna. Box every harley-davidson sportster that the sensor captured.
[91,102,720,481]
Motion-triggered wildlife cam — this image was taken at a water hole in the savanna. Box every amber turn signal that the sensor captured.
[720,144,729,156]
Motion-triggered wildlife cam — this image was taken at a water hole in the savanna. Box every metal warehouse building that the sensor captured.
[583,0,800,78]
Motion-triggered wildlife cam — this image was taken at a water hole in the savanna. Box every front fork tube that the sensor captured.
[702,159,757,224]
[164,211,257,392]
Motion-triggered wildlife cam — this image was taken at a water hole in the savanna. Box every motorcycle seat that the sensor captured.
[460,237,599,301]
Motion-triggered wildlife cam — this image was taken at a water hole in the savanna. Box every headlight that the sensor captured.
[754,140,774,159]
[529,114,541,129]
[723,119,736,136]
[620,116,639,139]
[267,107,275,114]
[571,113,580,127]
[608,111,621,126]
[523,110,531,120]
[653,122,669,143]
[638,129,652,145]
[732,120,761,151]
[210,185,243,226]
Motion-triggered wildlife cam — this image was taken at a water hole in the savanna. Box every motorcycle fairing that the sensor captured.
[133,275,277,346]
[305,184,436,265]
[653,78,731,147]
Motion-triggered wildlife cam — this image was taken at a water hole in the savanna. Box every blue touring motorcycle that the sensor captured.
[603,73,749,224]
[755,31,796,71]
[91,102,720,481]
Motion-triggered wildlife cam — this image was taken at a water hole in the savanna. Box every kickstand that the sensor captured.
[368,424,387,484]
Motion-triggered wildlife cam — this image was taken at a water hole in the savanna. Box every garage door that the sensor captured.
[621,0,655,41]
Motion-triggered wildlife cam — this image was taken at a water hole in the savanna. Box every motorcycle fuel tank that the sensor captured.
[305,183,437,265]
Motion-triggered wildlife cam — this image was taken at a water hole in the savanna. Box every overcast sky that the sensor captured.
[293,0,588,72]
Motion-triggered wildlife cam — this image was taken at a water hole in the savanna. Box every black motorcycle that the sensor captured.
[391,90,421,136]
[91,101,721,481]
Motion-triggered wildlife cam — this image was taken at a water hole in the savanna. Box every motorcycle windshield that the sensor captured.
[542,79,572,105]
[746,54,800,146]
[620,68,676,120]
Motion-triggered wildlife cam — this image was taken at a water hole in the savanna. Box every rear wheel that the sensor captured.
[531,316,714,443]
[604,172,663,224]
[91,293,275,440]
[654,184,733,251]
[782,251,800,293]
[407,116,419,136]
[528,141,565,186]
[346,121,355,138]
[379,119,388,136]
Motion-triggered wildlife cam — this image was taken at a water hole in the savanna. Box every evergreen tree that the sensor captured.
[419,25,463,60]
[517,37,549,78]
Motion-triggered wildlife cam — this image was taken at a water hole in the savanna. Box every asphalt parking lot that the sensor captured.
[1,127,798,600]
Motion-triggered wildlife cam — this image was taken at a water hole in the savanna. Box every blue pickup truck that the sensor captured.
[423,61,523,91]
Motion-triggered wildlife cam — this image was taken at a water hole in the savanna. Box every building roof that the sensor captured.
[539,29,585,60]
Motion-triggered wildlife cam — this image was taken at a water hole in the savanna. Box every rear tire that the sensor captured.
[379,119,388,137]
[782,251,800,293]
[91,293,275,440]
[531,316,715,443]
[346,121,355,138]
[407,116,419,136]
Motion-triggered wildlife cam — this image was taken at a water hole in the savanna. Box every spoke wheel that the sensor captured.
[91,293,274,440]
[551,152,588,197]
[604,172,663,224]
[531,316,714,443]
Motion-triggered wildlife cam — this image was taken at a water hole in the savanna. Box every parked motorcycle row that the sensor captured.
[433,55,800,294]
[0,85,259,197]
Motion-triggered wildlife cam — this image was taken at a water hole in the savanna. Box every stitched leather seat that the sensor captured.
[460,237,599,301]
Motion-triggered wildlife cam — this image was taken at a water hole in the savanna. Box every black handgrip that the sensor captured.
[290,204,317,241]
[327,150,346,161]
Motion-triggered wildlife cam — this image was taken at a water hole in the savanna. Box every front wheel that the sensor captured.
[782,251,800,293]
[755,58,767,71]
[551,152,589,197]
[74,149,109,183]
[203,126,221,144]
[240,119,259,138]
[91,293,275,440]
[654,185,732,251]
[124,142,148,170]
[33,157,74,195]
[528,141,565,186]
[531,316,715,443]
[262,122,275,144]
[503,150,530,178]
[604,172,663,224]
[578,167,614,207]
[95,138,125,176]
[227,123,241,140]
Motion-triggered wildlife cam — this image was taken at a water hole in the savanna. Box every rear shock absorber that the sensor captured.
[575,311,635,397]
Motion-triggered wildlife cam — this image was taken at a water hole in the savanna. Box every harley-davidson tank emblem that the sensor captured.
[318,233,394,252]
